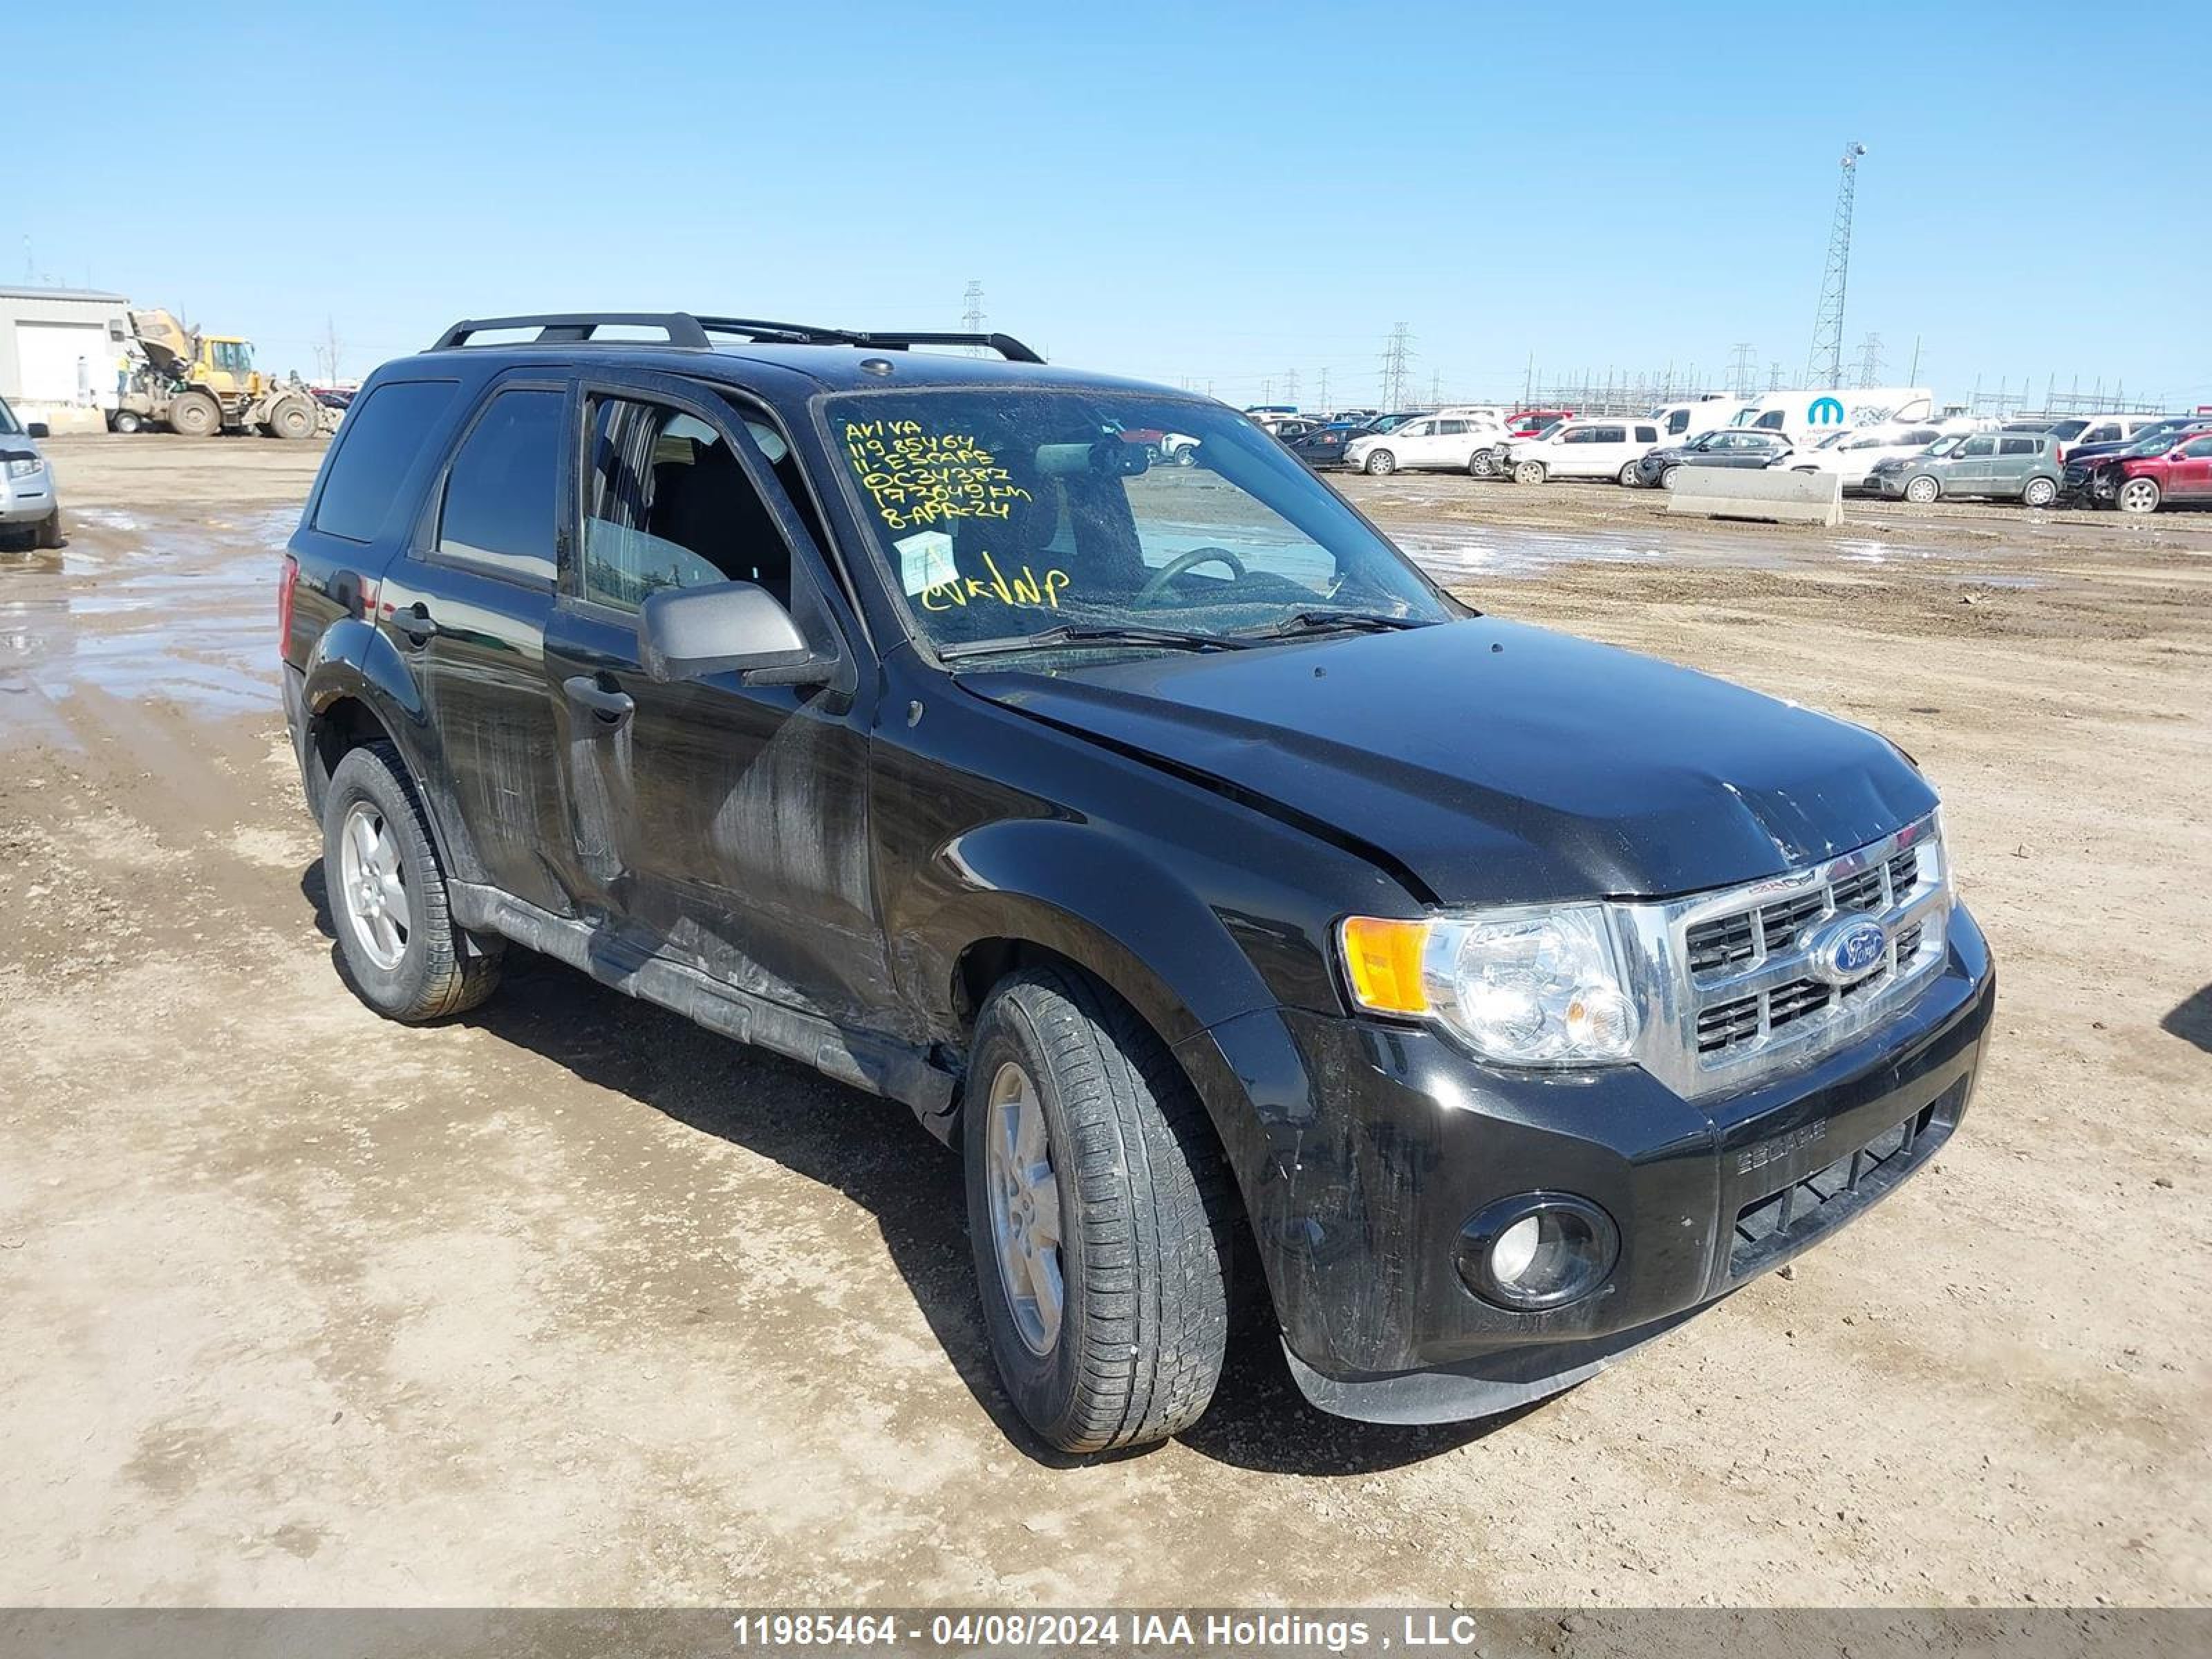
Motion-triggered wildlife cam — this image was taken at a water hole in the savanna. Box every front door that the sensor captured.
[540,370,896,1031]
[2168,434,2212,500]
[1945,433,1998,495]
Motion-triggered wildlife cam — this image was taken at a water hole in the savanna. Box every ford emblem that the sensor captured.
[1807,916,1888,986]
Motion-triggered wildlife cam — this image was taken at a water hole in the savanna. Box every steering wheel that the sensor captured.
[1135,545,1247,606]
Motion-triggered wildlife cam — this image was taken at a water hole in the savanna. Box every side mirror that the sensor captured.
[637,581,835,687]
[26,422,49,439]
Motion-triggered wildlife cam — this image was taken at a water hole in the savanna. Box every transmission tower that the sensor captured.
[1727,342,1756,398]
[1805,140,1868,387]
[1285,368,1300,407]
[1854,332,1885,388]
[1317,366,1329,413]
[960,280,986,355]
[1380,323,1414,411]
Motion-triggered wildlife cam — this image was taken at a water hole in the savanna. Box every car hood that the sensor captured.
[959,619,1935,905]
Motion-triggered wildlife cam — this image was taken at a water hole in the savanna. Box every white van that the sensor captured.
[1648,397,1753,442]
[1730,387,1935,445]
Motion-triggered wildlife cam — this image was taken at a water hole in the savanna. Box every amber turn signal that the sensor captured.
[1338,916,1432,1015]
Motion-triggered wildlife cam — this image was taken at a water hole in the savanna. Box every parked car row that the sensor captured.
[1251,395,2210,517]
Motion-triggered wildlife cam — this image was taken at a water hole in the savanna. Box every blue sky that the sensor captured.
[17,3,2209,409]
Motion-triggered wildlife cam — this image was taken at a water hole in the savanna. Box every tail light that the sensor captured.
[277,554,299,654]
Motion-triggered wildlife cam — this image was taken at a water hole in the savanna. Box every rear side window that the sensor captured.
[1999,437,2036,456]
[312,379,459,542]
[436,388,565,585]
[1634,425,1658,443]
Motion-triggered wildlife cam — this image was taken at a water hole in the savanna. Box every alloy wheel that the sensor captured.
[339,800,412,971]
[985,1061,1064,1356]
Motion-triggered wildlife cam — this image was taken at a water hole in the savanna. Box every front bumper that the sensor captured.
[1175,903,1994,1423]
[0,469,57,525]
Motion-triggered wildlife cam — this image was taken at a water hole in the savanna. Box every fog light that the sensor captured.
[1458,1194,1618,1311]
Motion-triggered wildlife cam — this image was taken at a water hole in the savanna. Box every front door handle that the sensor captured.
[563,675,636,730]
[389,602,439,643]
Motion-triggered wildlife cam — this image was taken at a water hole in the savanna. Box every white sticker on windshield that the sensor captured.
[895,529,958,597]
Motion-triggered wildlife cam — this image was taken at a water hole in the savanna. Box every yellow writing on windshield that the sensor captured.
[919,550,1070,613]
[845,420,1034,531]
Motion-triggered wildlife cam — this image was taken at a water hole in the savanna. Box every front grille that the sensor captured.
[1653,816,1949,1096]
[1728,1083,1963,1281]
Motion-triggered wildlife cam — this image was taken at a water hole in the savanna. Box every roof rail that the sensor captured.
[430,313,714,350]
[430,312,1044,364]
[693,317,1043,364]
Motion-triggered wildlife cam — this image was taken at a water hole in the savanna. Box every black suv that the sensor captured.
[281,312,1996,1454]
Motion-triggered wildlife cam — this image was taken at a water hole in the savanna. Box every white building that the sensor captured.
[0,285,133,414]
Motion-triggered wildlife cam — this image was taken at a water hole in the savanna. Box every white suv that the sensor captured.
[1503,418,1665,485]
[1344,413,1507,476]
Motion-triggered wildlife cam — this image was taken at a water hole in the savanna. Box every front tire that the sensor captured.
[1513,460,1546,485]
[964,966,1232,1454]
[1363,449,1396,476]
[266,396,318,440]
[112,410,144,434]
[321,742,503,1022]
[1660,464,1683,491]
[34,509,63,550]
[2116,477,2161,516]
[1904,474,1940,505]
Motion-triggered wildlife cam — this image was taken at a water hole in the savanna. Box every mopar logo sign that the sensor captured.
[1807,916,1888,986]
[1807,395,1846,426]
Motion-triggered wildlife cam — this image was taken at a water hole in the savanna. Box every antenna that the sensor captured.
[1806,140,1868,388]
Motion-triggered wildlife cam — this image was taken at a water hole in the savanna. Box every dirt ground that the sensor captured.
[3,435,2207,1608]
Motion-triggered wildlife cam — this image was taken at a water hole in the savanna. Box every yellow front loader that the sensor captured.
[113,310,321,440]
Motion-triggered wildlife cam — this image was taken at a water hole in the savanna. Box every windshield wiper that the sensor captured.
[1240,609,1435,640]
[937,624,1252,663]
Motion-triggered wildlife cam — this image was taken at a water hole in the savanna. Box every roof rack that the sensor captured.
[429,312,1044,364]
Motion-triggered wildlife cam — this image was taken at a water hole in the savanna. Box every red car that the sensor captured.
[2112,429,2212,515]
[1506,408,1574,440]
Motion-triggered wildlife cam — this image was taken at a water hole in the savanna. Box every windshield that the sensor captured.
[0,396,21,438]
[827,389,1454,656]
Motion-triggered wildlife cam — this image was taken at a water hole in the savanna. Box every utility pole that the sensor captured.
[1523,351,1534,407]
[1806,140,1868,387]
[315,315,344,386]
[1430,368,1442,406]
[1380,323,1414,413]
[1907,334,1922,385]
[1769,360,1784,392]
[1854,332,1884,388]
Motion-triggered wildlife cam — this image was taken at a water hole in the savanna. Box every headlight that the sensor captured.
[4,457,42,480]
[1338,904,1639,1066]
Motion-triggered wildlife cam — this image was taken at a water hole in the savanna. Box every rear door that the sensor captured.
[541,368,895,1029]
[375,374,573,914]
[1994,435,2041,495]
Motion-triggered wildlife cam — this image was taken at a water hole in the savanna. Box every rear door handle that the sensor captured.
[563,675,635,730]
[389,602,439,642]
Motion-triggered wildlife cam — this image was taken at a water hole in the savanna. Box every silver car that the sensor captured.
[0,393,62,549]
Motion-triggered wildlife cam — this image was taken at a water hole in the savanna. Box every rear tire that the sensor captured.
[1904,474,1940,505]
[964,966,1232,1454]
[321,742,503,1022]
[1363,449,1396,476]
[2116,477,2161,516]
[1617,460,1640,486]
[1468,449,1497,478]
[168,391,222,438]
[2022,476,2057,509]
